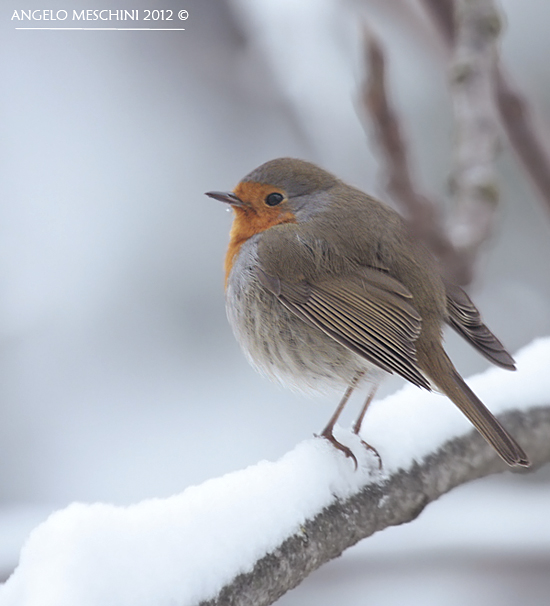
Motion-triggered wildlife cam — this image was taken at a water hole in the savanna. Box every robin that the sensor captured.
[206,158,530,468]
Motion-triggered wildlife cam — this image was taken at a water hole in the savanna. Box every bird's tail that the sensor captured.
[419,345,530,468]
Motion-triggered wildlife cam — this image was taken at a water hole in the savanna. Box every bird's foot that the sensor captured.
[316,429,358,470]
[356,436,382,470]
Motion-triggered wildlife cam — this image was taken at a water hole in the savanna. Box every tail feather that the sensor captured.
[419,345,530,468]
[445,368,530,467]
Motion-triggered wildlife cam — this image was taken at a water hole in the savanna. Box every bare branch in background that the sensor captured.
[422,0,455,44]
[423,0,550,219]
[360,31,444,249]
[495,70,550,218]
[360,28,466,284]
[199,405,550,606]
[361,1,507,285]
[363,0,550,285]
[447,0,502,285]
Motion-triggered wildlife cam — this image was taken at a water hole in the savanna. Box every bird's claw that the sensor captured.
[357,437,382,470]
[316,430,358,470]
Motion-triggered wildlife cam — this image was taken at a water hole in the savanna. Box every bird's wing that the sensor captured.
[257,265,431,389]
[445,283,516,370]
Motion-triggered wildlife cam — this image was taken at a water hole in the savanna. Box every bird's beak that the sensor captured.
[205,191,245,208]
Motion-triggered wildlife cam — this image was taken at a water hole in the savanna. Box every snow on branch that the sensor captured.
[201,408,549,606]
[1,338,549,606]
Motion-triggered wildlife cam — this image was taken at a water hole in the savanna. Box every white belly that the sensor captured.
[225,238,385,394]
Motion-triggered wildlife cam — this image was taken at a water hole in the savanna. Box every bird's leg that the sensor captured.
[317,373,363,468]
[352,384,377,434]
[352,385,382,469]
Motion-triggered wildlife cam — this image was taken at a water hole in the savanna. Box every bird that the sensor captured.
[206,157,530,469]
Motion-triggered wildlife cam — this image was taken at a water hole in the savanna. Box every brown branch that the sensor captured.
[422,0,455,46]
[361,31,426,220]
[199,405,550,606]
[495,70,550,217]
[359,28,468,284]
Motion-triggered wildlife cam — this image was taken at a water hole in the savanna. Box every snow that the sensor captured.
[1,337,549,606]
[0,507,52,577]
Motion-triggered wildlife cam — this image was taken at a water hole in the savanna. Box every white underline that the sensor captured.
[15,27,186,31]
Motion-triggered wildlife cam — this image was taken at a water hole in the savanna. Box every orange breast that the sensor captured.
[224,182,296,287]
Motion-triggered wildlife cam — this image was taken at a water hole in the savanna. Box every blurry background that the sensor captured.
[1,0,550,603]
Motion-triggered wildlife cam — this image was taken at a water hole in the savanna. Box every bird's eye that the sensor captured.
[265,192,284,206]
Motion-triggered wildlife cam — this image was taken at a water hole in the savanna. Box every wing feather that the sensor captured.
[445,283,516,370]
[258,266,430,389]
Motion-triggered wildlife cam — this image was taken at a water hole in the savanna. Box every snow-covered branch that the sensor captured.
[1,339,549,606]
[201,406,549,606]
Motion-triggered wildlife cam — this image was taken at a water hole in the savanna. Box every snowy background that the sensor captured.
[1,0,550,604]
